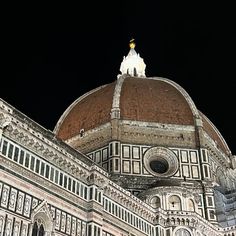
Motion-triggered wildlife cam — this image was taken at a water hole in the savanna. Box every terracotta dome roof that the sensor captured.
[55,76,195,140]
[56,83,115,140]
[120,77,194,124]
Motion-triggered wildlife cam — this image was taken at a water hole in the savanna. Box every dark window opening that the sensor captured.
[13,147,19,162]
[36,159,40,173]
[32,222,45,236]
[30,156,35,171]
[25,153,30,168]
[115,143,119,155]
[32,222,38,236]
[150,158,169,174]
[8,144,13,158]
[40,162,45,176]
[204,165,209,178]
[2,140,8,155]
[45,165,50,178]
[39,224,45,236]
[19,150,25,165]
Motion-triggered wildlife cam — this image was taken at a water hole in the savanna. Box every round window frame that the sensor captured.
[143,147,178,177]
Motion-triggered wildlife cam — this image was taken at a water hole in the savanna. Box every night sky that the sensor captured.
[2,2,236,154]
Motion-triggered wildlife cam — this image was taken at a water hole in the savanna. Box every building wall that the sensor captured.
[0,100,236,235]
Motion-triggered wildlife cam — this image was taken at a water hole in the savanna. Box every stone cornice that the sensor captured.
[203,132,231,167]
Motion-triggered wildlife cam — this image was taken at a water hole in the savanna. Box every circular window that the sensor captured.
[150,158,169,174]
[143,147,178,177]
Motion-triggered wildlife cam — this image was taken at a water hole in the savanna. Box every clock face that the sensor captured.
[175,228,191,236]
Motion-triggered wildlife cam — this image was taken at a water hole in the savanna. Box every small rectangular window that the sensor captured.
[19,150,25,165]
[68,177,72,191]
[90,188,93,200]
[59,173,63,186]
[208,196,213,206]
[109,160,113,172]
[76,182,80,195]
[115,159,119,171]
[72,180,76,192]
[40,162,45,176]
[94,188,98,200]
[109,143,113,156]
[25,153,30,168]
[94,225,97,236]
[209,210,215,219]
[112,203,114,214]
[30,156,35,171]
[98,192,101,203]
[50,168,54,181]
[8,143,14,158]
[45,165,50,178]
[80,185,84,197]
[35,159,40,173]
[63,175,67,188]
[115,142,119,155]
[105,199,108,211]
[202,149,206,162]
[55,170,59,183]
[13,147,19,162]
[88,225,92,236]
[84,187,88,200]
[204,165,209,178]
[2,140,8,155]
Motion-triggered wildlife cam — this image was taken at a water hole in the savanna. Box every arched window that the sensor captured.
[39,224,44,236]
[150,196,161,208]
[168,195,181,210]
[32,222,38,236]
[175,228,191,236]
[188,199,195,211]
[32,221,45,236]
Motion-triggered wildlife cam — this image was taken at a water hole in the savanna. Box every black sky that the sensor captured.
[2,2,236,154]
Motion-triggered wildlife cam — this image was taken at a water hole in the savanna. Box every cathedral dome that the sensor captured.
[55,77,195,140]
[54,43,230,156]
[54,76,230,155]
